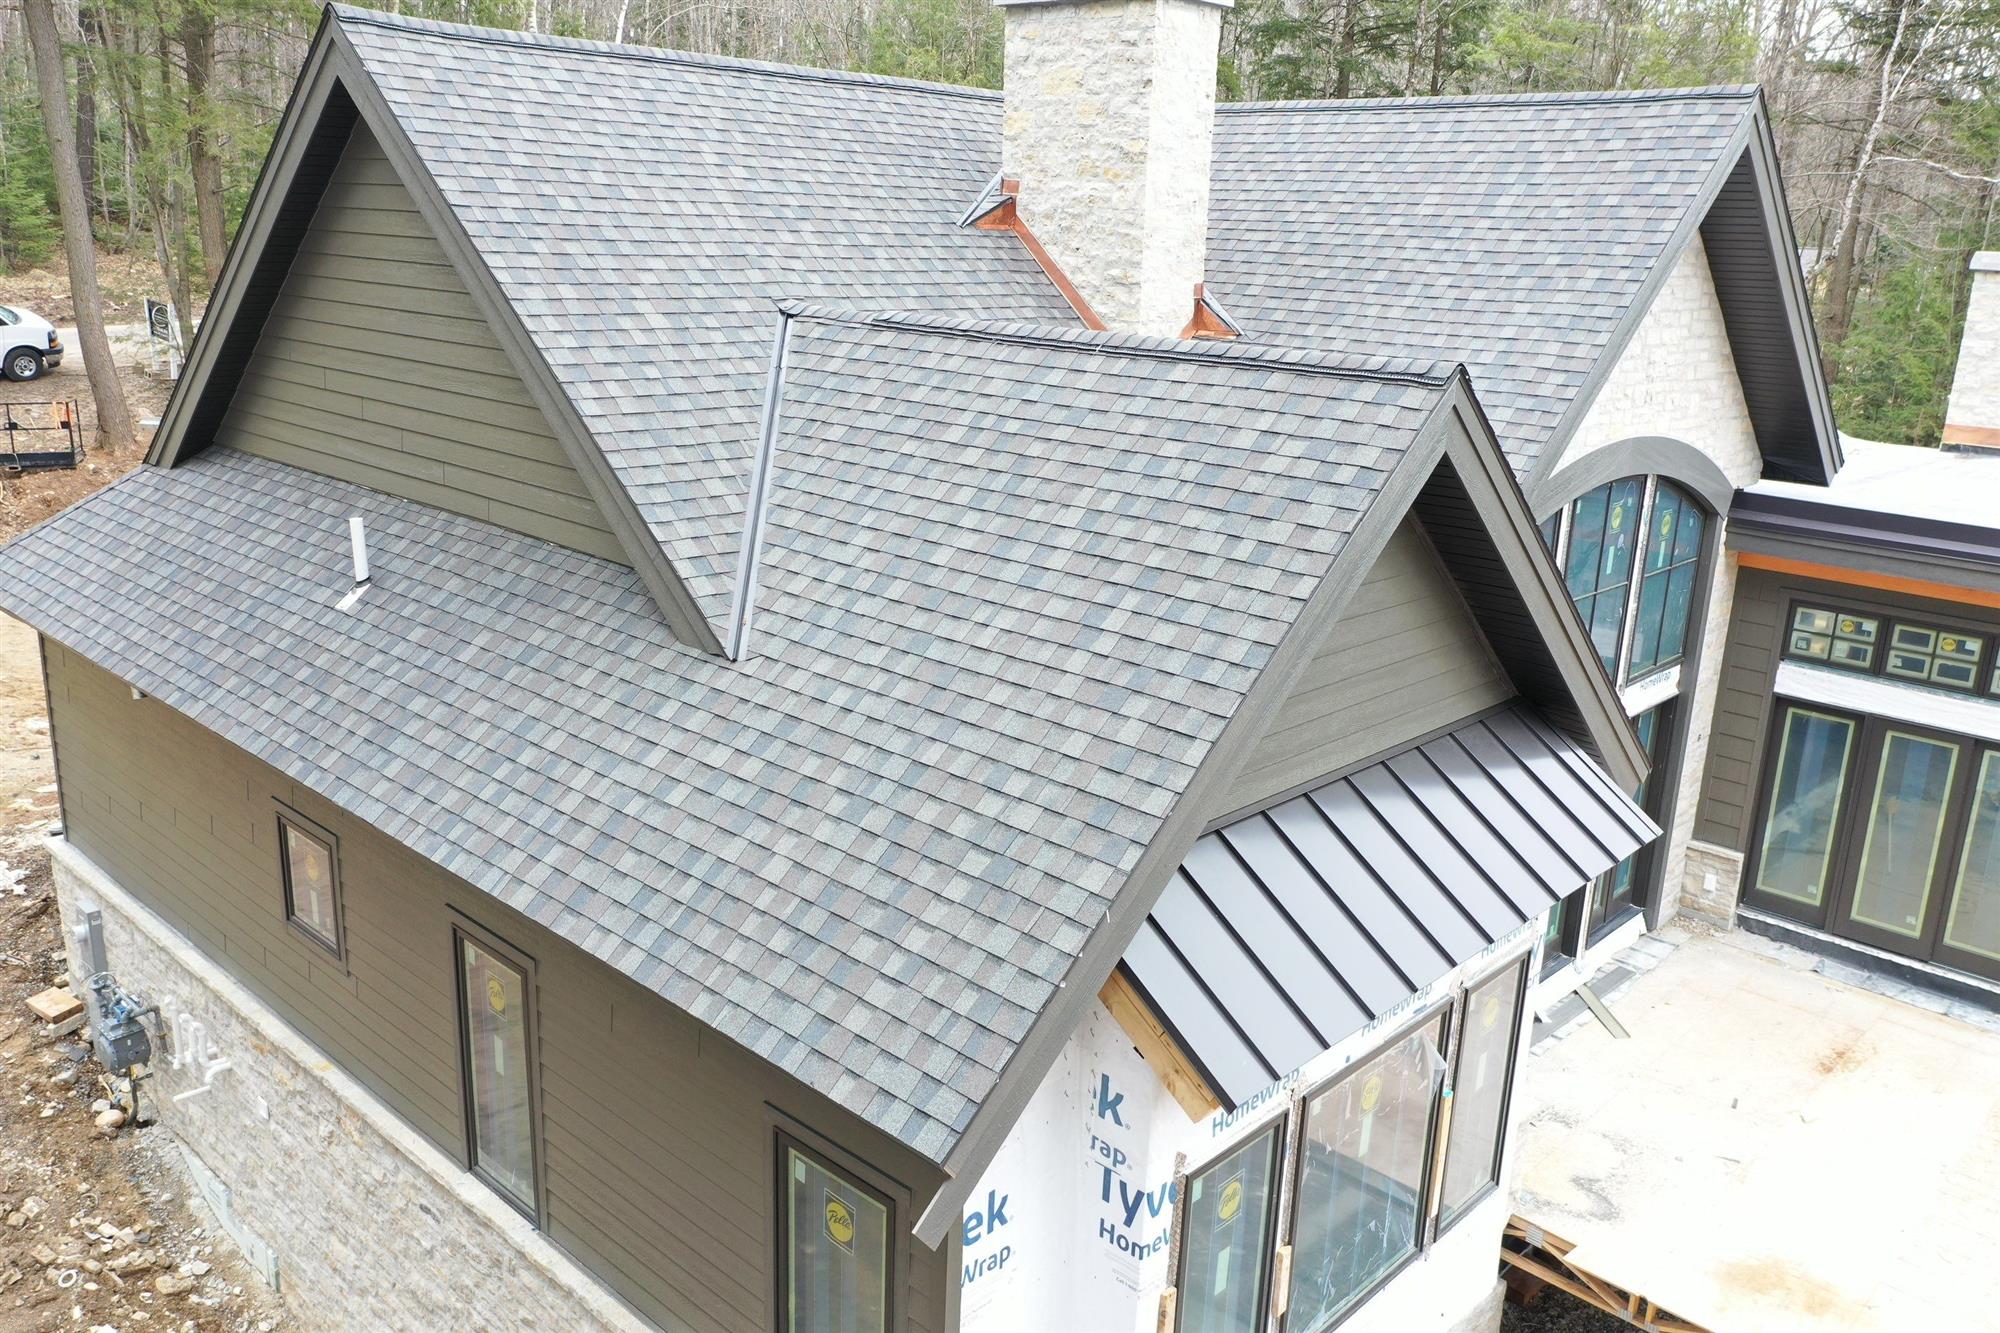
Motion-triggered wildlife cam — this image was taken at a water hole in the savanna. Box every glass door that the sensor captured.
[1745,704,1862,927]
[1833,726,1964,957]
[1934,747,2000,983]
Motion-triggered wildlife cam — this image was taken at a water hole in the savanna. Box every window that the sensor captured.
[1176,1124,1282,1333]
[1885,624,1982,691]
[1753,707,1857,907]
[1786,606,1880,672]
[1561,478,1644,674]
[1285,1012,1448,1331]
[455,927,540,1219]
[1437,959,1528,1227]
[277,811,342,959]
[779,1137,892,1333]
[1626,484,1705,678]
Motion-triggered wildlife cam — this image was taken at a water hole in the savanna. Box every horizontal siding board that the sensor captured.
[214,121,621,561]
[46,646,951,1329]
[1217,517,1515,816]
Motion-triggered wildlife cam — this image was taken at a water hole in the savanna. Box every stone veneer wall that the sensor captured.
[1680,840,1746,927]
[1553,235,1765,925]
[1000,0,1220,334]
[49,837,651,1333]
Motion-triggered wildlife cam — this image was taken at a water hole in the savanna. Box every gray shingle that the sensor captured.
[2,314,1451,1162]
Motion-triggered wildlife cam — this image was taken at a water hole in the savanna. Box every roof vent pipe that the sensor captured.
[349,516,370,586]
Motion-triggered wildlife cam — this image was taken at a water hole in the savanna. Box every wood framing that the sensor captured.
[1098,967,1222,1121]
[1502,1217,1710,1333]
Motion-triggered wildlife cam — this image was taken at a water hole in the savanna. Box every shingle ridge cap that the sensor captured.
[779,303,1463,388]
[330,4,1003,103]
[1219,83,1759,116]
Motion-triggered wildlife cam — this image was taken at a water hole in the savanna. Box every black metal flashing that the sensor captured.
[1729,491,2000,578]
[1121,705,1656,1109]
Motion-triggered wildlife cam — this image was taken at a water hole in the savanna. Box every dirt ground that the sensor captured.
[0,561,286,1332]
[0,335,161,543]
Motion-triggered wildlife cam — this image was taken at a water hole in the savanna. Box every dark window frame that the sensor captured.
[1172,1118,1288,1333]
[1279,999,1455,1333]
[450,916,546,1227]
[772,1127,901,1333]
[275,805,345,965]
[1741,698,1868,930]
[1780,596,1999,699]
[1433,954,1531,1237]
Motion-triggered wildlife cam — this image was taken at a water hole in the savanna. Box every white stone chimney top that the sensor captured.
[997,0,1229,338]
[1943,252,2000,449]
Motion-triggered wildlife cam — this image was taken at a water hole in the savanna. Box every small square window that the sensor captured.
[278,814,342,959]
[1793,607,1835,635]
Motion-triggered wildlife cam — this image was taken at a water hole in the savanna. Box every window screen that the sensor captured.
[1177,1124,1281,1333]
[1286,1015,1447,1332]
[279,816,339,955]
[782,1142,890,1333]
[1438,961,1527,1226]
[458,933,537,1216]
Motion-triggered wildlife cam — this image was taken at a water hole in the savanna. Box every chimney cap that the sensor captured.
[1971,251,2000,274]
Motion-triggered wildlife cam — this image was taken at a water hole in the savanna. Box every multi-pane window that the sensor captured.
[1544,476,1710,687]
[1175,1125,1282,1333]
[779,1138,891,1333]
[456,929,539,1219]
[1753,706,1857,907]
[277,812,342,959]
[1784,603,1997,696]
[1171,957,1531,1333]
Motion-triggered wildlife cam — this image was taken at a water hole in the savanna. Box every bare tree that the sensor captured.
[23,0,137,454]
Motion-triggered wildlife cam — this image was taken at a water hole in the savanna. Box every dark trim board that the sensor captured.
[1531,435,1736,519]
[1731,492,2000,594]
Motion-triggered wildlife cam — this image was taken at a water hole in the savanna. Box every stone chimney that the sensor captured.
[997,0,1226,336]
[1944,252,2000,451]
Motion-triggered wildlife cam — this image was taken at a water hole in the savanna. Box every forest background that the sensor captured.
[3,0,1997,445]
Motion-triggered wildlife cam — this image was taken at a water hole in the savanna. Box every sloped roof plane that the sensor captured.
[151,8,1835,655]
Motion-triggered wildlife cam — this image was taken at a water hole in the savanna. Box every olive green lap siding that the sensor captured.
[44,642,950,1332]
[1218,516,1517,818]
[212,120,623,563]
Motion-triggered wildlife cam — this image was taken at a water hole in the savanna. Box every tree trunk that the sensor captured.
[74,22,98,214]
[182,2,226,289]
[23,0,136,454]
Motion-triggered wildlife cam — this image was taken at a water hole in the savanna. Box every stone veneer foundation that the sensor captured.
[49,837,650,1333]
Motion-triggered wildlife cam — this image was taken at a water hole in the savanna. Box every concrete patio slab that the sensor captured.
[1514,926,2000,1332]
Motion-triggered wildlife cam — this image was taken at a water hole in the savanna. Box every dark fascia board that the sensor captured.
[1530,435,1737,518]
[150,16,724,654]
[1729,494,2000,593]
[146,13,346,469]
[909,385,1461,1246]
[1525,94,1839,495]
[1433,392,1649,792]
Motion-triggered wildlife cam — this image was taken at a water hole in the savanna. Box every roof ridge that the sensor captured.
[778,303,1463,387]
[1219,84,1761,115]
[329,4,1003,103]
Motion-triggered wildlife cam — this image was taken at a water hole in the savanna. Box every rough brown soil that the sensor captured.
[0,550,286,1331]
[3,250,177,329]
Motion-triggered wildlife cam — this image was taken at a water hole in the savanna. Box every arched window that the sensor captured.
[1542,476,1709,687]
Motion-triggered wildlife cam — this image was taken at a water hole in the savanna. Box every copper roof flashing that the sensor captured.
[965,179,1108,332]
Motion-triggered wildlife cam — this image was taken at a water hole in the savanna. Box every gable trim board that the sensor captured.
[146,15,722,653]
[911,384,1646,1244]
[1531,435,1738,518]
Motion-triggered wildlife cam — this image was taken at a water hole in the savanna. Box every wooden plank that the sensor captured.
[26,986,83,1024]
[1098,968,1223,1122]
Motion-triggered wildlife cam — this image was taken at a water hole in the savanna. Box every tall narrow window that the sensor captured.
[1944,752,2000,963]
[456,929,539,1219]
[779,1138,891,1333]
[1846,731,1959,938]
[1437,960,1528,1228]
[1754,707,1858,907]
[1286,1013,1447,1331]
[1627,483,1705,679]
[1561,478,1643,674]
[277,812,342,960]
[1177,1124,1282,1333]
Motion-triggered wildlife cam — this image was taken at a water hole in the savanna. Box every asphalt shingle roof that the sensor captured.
[1209,89,1758,475]
[3,314,1456,1161]
[327,9,1762,630]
